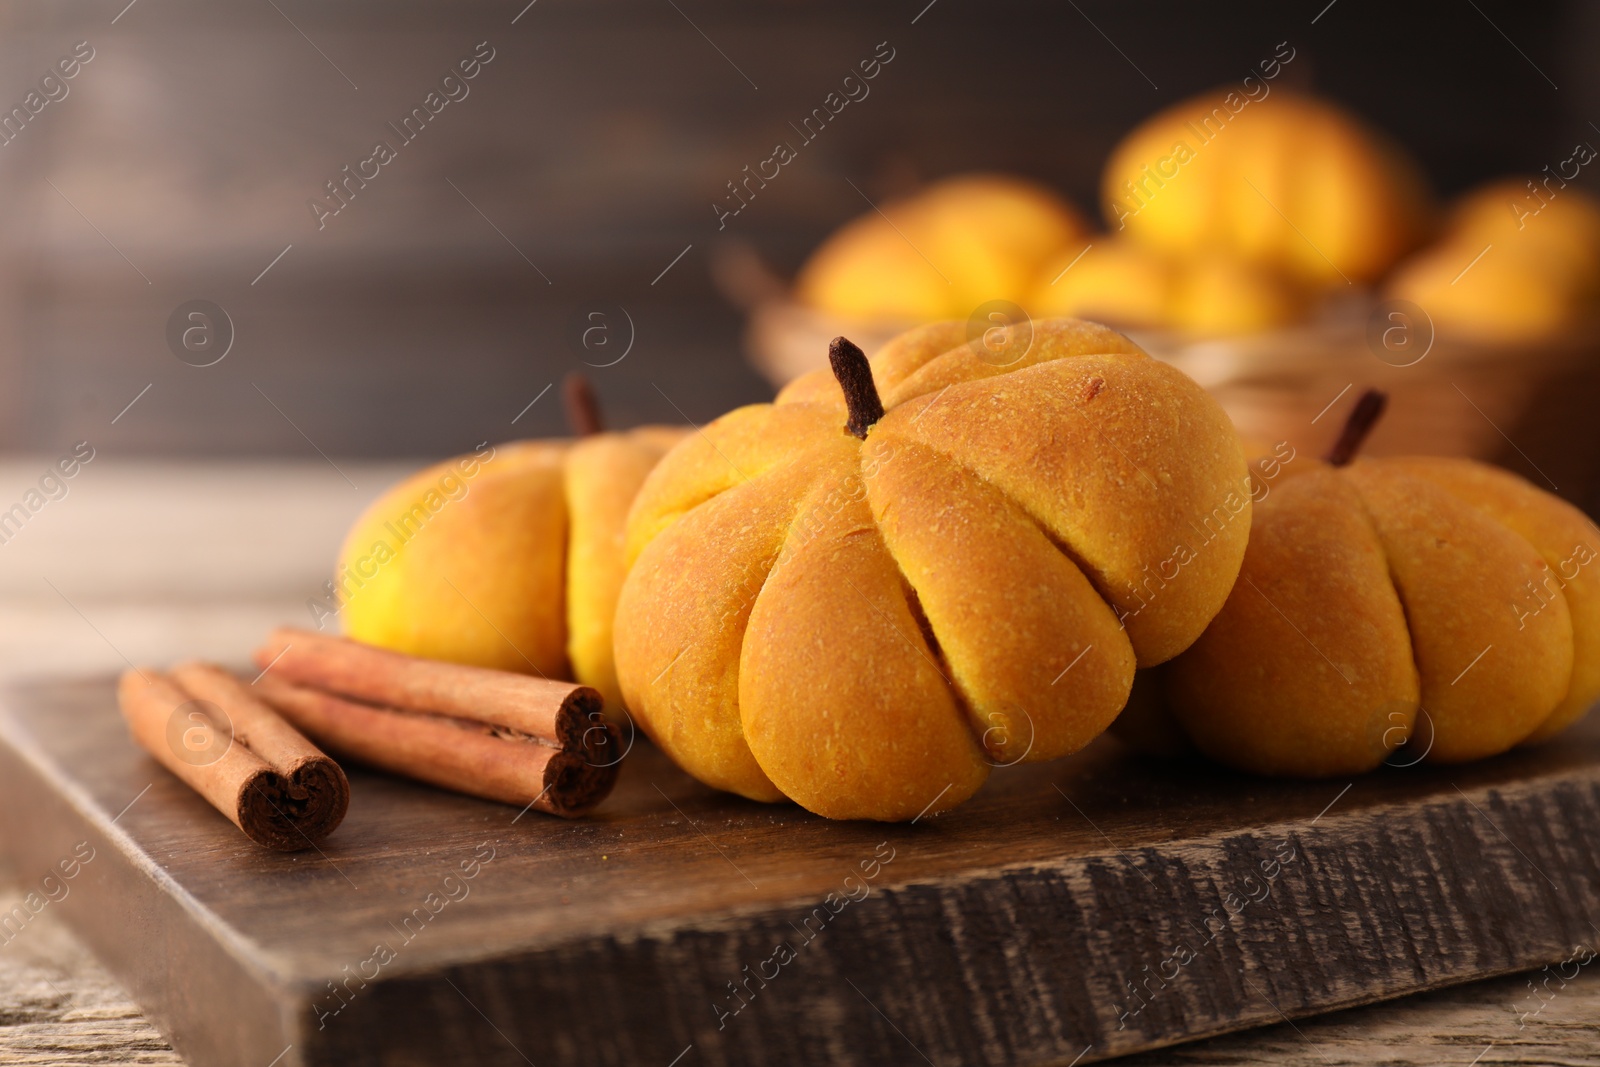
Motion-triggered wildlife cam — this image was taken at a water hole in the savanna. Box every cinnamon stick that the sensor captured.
[254,677,615,817]
[117,666,349,851]
[251,628,621,817]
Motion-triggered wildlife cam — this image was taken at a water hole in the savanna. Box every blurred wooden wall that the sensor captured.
[0,0,1589,456]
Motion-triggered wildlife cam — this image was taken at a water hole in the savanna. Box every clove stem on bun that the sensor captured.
[1324,388,1388,467]
[828,336,884,440]
[563,371,605,437]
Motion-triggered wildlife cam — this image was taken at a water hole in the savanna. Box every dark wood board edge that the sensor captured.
[0,709,307,1067]
[297,770,1600,1066]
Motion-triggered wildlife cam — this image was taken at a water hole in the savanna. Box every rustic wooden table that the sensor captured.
[0,458,1596,1066]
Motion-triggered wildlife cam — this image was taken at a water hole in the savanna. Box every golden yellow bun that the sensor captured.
[1385,179,1600,342]
[1447,178,1600,276]
[1032,240,1306,334]
[338,427,684,706]
[796,173,1089,321]
[1165,454,1596,776]
[794,213,951,321]
[564,428,687,703]
[615,318,1250,820]
[1175,253,1308,333]
[1104,90,1432,287]
[1031,241,1177,328]
[1381,456,1600,744]
[1385,239,1586,342]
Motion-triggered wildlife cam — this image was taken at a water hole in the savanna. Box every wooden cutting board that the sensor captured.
[1,675,1596,1067]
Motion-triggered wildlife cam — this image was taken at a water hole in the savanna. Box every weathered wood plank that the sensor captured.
[2,675,1598,1065]
[6,868,1597,1067]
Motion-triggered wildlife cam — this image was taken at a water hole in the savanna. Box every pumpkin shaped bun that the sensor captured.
[1164,392,1600,777]
[795,173,1090,321]
[338,376,683,708]
[1386,179,1600,343]
[615,319,1251,820]
[1031,239,1309,336]
[1104,89,1432,287]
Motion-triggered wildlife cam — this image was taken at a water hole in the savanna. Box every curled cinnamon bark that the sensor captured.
[251,628,620,817]
[253,678,616,817]
[117,666,348,851]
